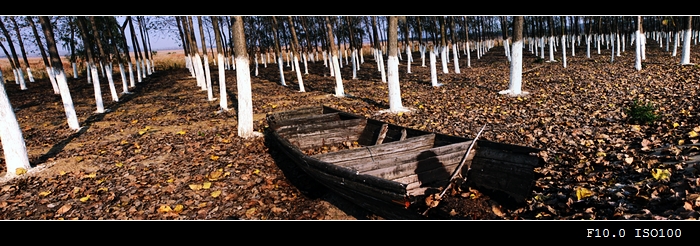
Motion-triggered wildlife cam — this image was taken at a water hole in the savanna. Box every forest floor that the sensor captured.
[1,40,700,220]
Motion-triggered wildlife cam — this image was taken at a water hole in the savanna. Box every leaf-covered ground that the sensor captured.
[1,40,700,220]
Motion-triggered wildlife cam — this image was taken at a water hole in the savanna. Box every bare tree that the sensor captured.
[287,16,305,92]
[232,16,256,138]
[500,16,527,97]
[325,16,343,97]
[386,16,406,113]
[0,19,26,90]
[39,16,80,130]
[211,16,228,111]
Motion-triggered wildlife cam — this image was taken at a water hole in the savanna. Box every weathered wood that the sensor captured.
[347,140,472,173]
[375,123,389,145]
[277,117,364,136]
[313,134,436,164]
[363,149,466,181]
[273,112,341,129]
[400,128,407,141]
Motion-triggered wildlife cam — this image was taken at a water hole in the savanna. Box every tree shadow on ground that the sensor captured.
[31,73,154,166]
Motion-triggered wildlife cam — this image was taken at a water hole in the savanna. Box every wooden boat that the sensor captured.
[266,105,544,219]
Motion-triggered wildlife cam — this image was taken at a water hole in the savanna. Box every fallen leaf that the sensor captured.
[253,169,261,175]
[13,167,28,176]
[56,204,71,215]
[189,184,202,190]
[208,169,223,181]
[80,195,91,202]
[157,205,173,213]
[210,190,222,198]
[39,191,51,197]
[690,131,699,138]
[115,162,124,168]
[651,169,671,181]
[173,204,184,213]
[624,157,634,164]
[576,187,594,200]
[210,155,220,161]
[176,130,187,135]
[202,182,212,189]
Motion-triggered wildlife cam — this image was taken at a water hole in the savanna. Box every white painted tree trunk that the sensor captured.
[378,50,386,83]
[194,54,205,90]
[332,54,343,97]
[549,36,556,62]
[136,60,143,83]
[72,62,78,79]
[217,54,228,110]
[46,67,59,94]
[0,77,31,177]
[406,45,412,74]
[303,53,309,75]
[641,34,646,60]
[254,54,260,76]
[235,57,254,139]
[322,51,328,67]
[86,61,92,84]
[561,35,567,68]
[441,46,449,74]
[452,44,460,73]
[186,55,194,77]
[610,34,615,63]
[127,62,135,88]
[681,28,692,65]
[500,40,524,96]
[586,35,591,58]
[205,55,215,101]
[146,58,152,76]
[466,42,471,67]
[597,35,601,54]
[351,50,357,79]
[387,55,404,112]
[571,35,575,57]
[635,30,642,71]
[504,39,511,62]
[430,48,440,87]
[27,68,34,82]
[420,45,426,67]
[105,63,119,102]
[540,37,545,59]
[277,56,286,86]
[119,63,129,94]
[15,68,27,90]
[293,56,305,92]
[673,31,679,57]
[90,63,105,113]
[54,68,80,130]
[616,33,621,56]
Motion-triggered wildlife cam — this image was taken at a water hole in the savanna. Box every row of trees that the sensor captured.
[1,16,155,177]
[1,16,697,178]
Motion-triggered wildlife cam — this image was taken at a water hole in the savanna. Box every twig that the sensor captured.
[422,124,486,216]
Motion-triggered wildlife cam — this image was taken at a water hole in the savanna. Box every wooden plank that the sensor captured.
[362,150,466,181]
[273,112,341,129]
[269,106,323,121]
[375,124,389,145]
[288,124,366,150]
[313,134,436,164]
[346,140,471,173]
[277,118,365,137]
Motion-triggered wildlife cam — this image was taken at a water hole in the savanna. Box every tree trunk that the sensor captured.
[39,16,80,130]
[681,16,692,65]
[0,73,31,177]
[9,17,34,83]
[270,17,286,86]
[325,16,344,97]
[232,16,255,138]
[197,16,215,100]
[211,16,228,111]
[26,16,59,94]
[77,16,105,113]
[500,16,525,96]
[287,16,305,92]
[387,16,405,113]
[635,16,643,71]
